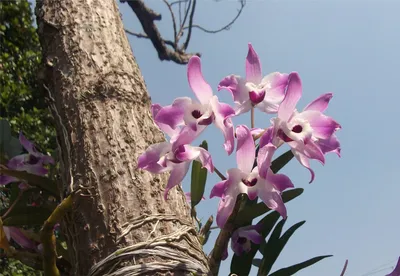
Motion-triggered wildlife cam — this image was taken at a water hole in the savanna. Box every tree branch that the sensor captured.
[121,0,199,64]
[183,0,246,34]
[122,0,245,65]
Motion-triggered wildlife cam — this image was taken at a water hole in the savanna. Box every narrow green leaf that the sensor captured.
[0,119,12,146]
[236,188,304,225]
[0,168,59,198]
[258,220,306,275]
[190,141,208,208]
[230,211,280,275]
[252,258,262,267]
[270,150,294,173]
[269,255,333,276]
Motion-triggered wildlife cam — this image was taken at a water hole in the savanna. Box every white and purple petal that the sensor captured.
[303,93,333,112]
[218,75,248,103]
[235,125,255,174]
[164,161,191,200]
[317,134,341,157]
[278,72,302,121]
[297,110,341,140]
[245,43,262,84]
[187,56,214,105]
[137,142,172,173]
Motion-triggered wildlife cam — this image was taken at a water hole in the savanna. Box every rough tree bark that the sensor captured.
[35,0,209,275]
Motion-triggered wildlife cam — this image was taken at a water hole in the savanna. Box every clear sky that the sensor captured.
[31,0,399,275]
[119,1,400,275]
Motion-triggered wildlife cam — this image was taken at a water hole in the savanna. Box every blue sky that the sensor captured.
[119,1,400,275]
[30,0,399,275]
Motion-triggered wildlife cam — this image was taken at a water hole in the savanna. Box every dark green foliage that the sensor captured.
[0,0,56,155]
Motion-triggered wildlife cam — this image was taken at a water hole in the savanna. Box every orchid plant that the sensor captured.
[138,43,343,275]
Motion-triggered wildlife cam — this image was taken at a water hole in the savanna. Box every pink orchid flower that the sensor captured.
[0,132,54,186]
[259,72,341,183]
[153,56,236,155]
[210,125,293,228]
[218,43,289,116]
[138,119,214,199]
[3,226,37,251]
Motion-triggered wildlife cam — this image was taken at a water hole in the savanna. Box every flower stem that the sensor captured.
[251,107,255,128]
[2,189,23,219]
[214,167,227,180]
[209,194,245,275]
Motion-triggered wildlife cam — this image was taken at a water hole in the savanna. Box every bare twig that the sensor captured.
[1,189,23,219]
[162,0,178,46]
[124,29,176,48]
[122,0,199,64]
[177,0,193,41]
[182,0,196,51]
[183,0,246,34]
[214,167,227,181]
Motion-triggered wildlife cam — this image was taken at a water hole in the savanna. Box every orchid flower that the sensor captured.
[154,56,236,155]
[138,125,214,199]
[210,125,293,228]
[231,224,263,256]
[0,132,54,186]
[3,226,37,251]
[386,257,400,276]
[259,72,341,183]
[218,43,289,116]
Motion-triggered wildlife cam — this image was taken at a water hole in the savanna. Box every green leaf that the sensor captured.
[0,168,59,198]
[3,212,50,226]
[190,141,208,208]
[258,220,306,275]
[6,136,22,158]
[269,255,333,276]
[236,188,304,225]
[230,211,280,275]
[252,258,262,267]
[270,150,294,173]
[0,119,12,145]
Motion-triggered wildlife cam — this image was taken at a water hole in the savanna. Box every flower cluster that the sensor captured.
[138,43,341,254]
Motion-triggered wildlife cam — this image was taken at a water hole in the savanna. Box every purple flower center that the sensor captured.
[249,90,266,105]
[292,125,302,133]
[237,237,247,244]
[242,178,257,187]
[27,154,40,165]
[191,110,202,119]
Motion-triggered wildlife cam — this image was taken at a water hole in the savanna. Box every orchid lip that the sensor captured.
[242,178,257,187]
[191,110,202,119]
[249,90,266,105]
[237,237,247,244]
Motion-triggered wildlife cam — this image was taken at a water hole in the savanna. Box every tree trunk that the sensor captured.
[35,0,209,275]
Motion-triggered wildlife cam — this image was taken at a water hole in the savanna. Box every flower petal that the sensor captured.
[0,175,18,186]
[257,72,289,114]
[19,132,35,153]
[155,97,191,130]
[187,56,213,105]
[138,142,171,173]
[239,228,263,245]
[304,93,333,112]
[257,143,276,179]
[236,125,255,173]
[386,257,400,276]
[265,170,294,192]
[175,145,213,172]
[298,110,341,140]
[292,150,315,183]
[210,180,227,198]
[210,96,236,155]
[216,194,236,228]
[151,104,180,138]
[278,72,302,121]
[8,227,37,250]
[218,75,248,103]
[246,43,262,84]
[318,134,341,157]
[164,162,191,200]
[257,179,287,219]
